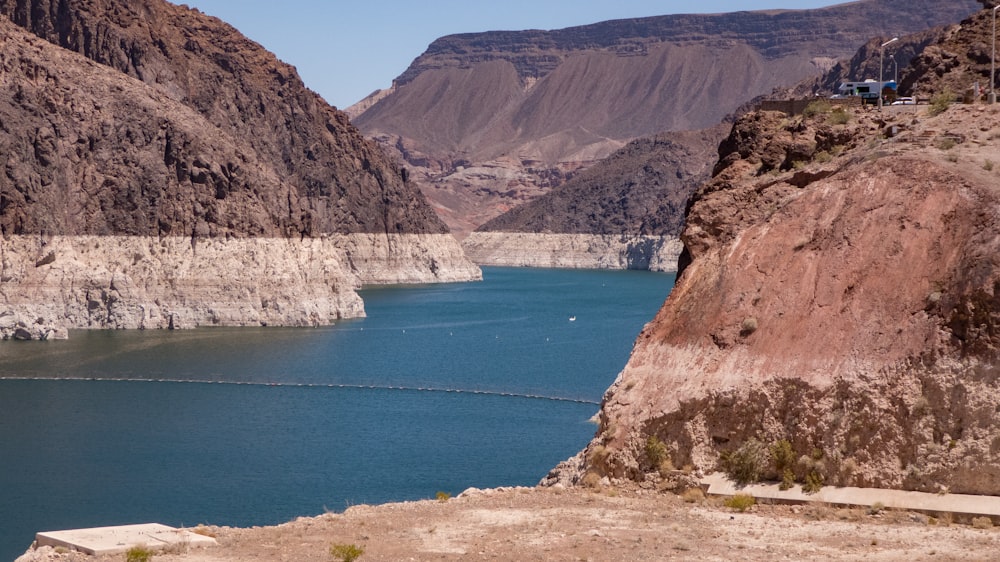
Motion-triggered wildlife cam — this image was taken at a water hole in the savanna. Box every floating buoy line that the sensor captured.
[0,376,600,405]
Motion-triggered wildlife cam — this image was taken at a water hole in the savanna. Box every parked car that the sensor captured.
[891,97,916,105]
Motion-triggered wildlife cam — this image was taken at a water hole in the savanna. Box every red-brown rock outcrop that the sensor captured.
[551,89,1000,493]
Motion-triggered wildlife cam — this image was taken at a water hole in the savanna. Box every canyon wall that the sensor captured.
[0,1,480,339]
[461,233,682,272]
[353,0,980,236]
[548,30,1000,494]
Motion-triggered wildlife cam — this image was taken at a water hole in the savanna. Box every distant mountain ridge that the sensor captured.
[474,126,726,236]
[353,0,980,236]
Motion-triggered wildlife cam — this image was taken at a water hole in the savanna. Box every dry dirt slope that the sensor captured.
[16,486,1000,561]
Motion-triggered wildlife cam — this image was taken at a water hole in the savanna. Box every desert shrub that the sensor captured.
[581,471,602,489]
[937,137,956,150]
[721,439,767,485]
[724,493,756,512]
[645,435,668,467]
[803,470,824,493]
[928,90,954,116]
[191,525,217,538]
[867,502,885,515]
[802,100,832,118]
[588,444,610,474]
[330,543,365,562]
[125,547,154,562]
[779,469,796,491]
[770,440,795,472]
[972,516,994,529]
[681,488,705,503]
[985,160,995,171]
[740,317,759,337]
[770,439,798,490]
[435,491,451,502]
[829,107,850,125]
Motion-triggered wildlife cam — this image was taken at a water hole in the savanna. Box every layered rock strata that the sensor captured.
[461,233,682,272]
[549,96,1000,494]
[353,0,980,236]
[1,234,475,335]
[468,128,725,270]
[0,1,480,338]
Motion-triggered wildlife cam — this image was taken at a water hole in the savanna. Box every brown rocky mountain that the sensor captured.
[352,0,980,237]
[547,5,1000,495]
[0,0,479,339]
[462,126,726,270]
[788,30,944,98]
[473,127,726,236]
[0,0,445,237]
[899,5,1000,100]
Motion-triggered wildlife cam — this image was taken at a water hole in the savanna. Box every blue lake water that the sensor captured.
[0,267,674,559]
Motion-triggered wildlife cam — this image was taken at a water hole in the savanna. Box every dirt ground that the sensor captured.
[19,484,1000,562]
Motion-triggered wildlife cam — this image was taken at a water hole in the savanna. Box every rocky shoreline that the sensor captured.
[0,233,480,339]
[461,233,682,272]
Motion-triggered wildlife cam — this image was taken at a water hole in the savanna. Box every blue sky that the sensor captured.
[182,0,841,109]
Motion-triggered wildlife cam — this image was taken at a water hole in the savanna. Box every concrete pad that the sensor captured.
[702,472,1000,520]
[35,523,217,555]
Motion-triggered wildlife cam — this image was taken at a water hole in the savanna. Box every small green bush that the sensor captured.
[721,439,767,485]
[330,543,365,562]
[724,493,756,512]
[770,440,795,472]
[803,470,824,494]
[928,90,954,117]
[435,491,451,502]
[645,435,668,467]
[802,100,832,118]
[125,546,154,562]
[779,468,796,491]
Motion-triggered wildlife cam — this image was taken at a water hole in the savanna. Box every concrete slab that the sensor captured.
[35,523,217,555]
[702,472,1000,520]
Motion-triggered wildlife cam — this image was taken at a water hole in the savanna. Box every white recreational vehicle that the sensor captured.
[835,79,897,103]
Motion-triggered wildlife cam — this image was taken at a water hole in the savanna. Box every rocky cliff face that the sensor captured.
[353,0,980,236]
[463,126,725,270]
[0,1,480,338]
[549,6,1000,494]
[461,233,683,272]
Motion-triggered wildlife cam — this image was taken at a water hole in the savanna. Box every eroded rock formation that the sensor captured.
[550,9,1000,493]
[0,1,480,339]
[353,0,980,236]
[464,127,724,270]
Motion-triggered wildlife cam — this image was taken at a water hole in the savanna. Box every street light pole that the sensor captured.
[879,37,898,111]
[992,5,999,104]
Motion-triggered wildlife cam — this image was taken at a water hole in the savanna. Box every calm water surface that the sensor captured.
[0,267,674,558]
